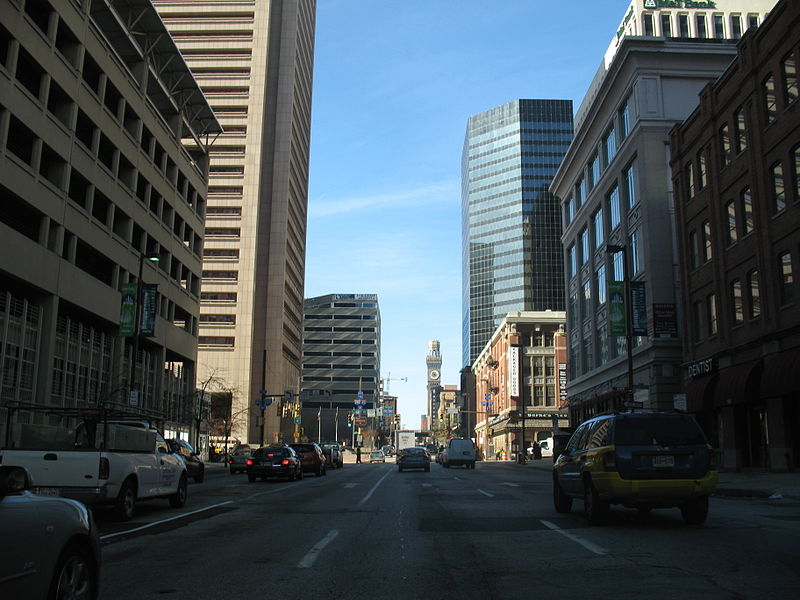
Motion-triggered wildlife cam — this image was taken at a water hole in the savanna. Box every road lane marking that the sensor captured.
[539,520,609,555]
[500,482,520,487]
[422,483,432,487]
[477,489,494,498]
[243,484,295,501]
[453,476,462,481]
[343,483,358,488]
[298,530,339,568]
[100,501,234,541]
[358,468,392,507]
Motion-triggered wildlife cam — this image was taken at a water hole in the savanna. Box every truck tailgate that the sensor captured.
[0,450,101,489]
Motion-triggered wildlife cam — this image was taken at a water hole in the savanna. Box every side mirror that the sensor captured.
[0,466,32,497]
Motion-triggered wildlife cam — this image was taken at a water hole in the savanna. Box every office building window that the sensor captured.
[695,14,707,38]
[697,150,707,189]
[693,300,703,342]
[625,163,636,207]
[598,324,609,366]
[564,197,574,225]
[575,177,585,208]
[582,280,591,319]
[783,53,798,105]
[764,74,777,125]
[707,293,718,336]
[661,14,672,37]
[731,14,742,39]
[747,269,761,318]
[593,208,604,248]
[713,14,724,38]
[734,107,748,153]
[569,292,578,326]
[643,13,655,36]
[568,245,576,279]
[619,99,630,139]
[580,228,589,265]
[609,185,621,229]
[747,14,759,29]
[613,250,624,281]
[685,161,695,200]
[604,127,617,165]
[772,162,786,213]
[778,252,794,305]
[740,187,754,235]
[589,154,600,188]
[720,123,731,167]
[731,279,744,325]
[689,230,700,270]
[702,220,712,263]
[678,14,689,37]
[725,200,738,246]
[596,264,607,305]
[629,231,640,274]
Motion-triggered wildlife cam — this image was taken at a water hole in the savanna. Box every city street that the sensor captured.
[97,461,800,599]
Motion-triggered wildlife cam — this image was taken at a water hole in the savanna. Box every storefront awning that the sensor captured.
[760,348,800,398]
[686,374,717,413]
[714,360,763,407]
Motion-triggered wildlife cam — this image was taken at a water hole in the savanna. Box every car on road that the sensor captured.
[319,442,344,469]
[381,445,395,456]
[369,450,385,463]
[169,439,205,483]
[228,447,252,474]
[0,465,101,600]
[440,438,477,469]
[246,445,303,482]
[397,447,430,472]
[289,443,328,476]
[552,411,718,525]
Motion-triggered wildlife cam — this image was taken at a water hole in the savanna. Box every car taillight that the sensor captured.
[708,449,718,470]
[602,451,617,471]
[246,459,253,466]
[99,457,110,480]
[282,459,290,465]
[227,459,233,464]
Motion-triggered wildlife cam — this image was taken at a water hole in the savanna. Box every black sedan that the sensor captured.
[397,447,431,472]
[246,445,303,482]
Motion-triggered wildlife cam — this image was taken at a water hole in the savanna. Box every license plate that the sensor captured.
[34,487,61,497]
[653,455,674,467]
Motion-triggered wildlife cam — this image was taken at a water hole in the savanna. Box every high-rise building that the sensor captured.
[0,0,219,442]
[462,99,573,367]
[153,0,316,445]
[426,340,442,419]
[301,294,381,441]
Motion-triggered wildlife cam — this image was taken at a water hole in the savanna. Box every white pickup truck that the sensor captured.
[0,420,188,520]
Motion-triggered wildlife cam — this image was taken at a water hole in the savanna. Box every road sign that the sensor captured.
[357,391,364,399]
[294,416,301,424]
[354,416,367,427]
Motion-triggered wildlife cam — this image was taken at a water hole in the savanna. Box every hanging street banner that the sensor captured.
[140,284,158,337]
[608,281,627,336]
[119,283,137,337]
[508,346,520,398]
[630,281,648,336]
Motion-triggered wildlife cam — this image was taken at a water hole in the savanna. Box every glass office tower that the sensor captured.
[462,99,573,367]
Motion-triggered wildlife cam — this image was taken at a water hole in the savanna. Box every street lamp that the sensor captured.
[605,243,634,407]
[129,252,160,407]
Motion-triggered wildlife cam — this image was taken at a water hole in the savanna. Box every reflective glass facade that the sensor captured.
[462,100,573,366]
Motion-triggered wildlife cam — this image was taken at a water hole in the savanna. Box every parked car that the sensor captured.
[169,439,205,482]
[381,445,395,457]
[552,411,718,525]
[228,447,252,474]
[289,443,327,476]
[369,450,385,463]
[0,465,101,600]
[397,447,430,472]
[441,438,477,469]
[319,442,344,469]
[246,445,303,482]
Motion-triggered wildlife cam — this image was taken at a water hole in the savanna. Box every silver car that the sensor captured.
[0,465,101,599]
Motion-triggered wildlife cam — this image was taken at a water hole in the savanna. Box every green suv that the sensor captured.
[552,411,717,525]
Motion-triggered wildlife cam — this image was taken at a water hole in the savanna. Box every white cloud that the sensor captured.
[309,180,458,218]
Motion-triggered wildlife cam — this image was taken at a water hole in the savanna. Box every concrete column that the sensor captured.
[766,397,790,472]
[719,405,743,470]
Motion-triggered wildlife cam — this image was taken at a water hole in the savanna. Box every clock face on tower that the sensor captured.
[429,369,440,381]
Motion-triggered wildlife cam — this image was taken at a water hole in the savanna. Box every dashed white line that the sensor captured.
[99,501,233,541]
[539,520,609,555]
[358,468,392,506]
[298,530,340,568]
[343,483,358,488]
[477,489,494,498]
[500,482,520,487]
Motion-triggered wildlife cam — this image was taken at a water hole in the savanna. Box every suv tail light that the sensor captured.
[99,457,110,480]
[602,451,617,471]
[246,459,254,466]
[282,459,290,465]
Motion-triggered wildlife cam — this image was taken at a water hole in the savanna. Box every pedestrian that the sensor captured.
[356,446,362,463]
[533,440,542,460]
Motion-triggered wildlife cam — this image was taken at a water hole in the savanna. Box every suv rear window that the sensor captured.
[614,415,706,446]
[255,448,290,458]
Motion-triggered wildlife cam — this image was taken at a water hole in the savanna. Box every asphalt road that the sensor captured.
[97,460,800,600]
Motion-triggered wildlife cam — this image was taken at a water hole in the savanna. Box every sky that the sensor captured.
[305,0,633,428]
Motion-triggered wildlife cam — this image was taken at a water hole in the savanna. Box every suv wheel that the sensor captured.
[680,495,709,525]
[553,475,573,513]
[583,477,608,525]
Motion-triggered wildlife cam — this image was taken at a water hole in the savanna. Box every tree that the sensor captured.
[208,391,248,458]
[193,369,236,452]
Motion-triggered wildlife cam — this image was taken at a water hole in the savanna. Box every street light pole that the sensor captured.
[606,244,634,407]
[129,252,159,407]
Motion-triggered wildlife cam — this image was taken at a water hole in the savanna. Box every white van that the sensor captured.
[441,438,476,469]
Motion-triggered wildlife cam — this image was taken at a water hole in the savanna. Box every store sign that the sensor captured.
[687,358,715,378]
[508,346,520,398]
[643,0,716,9]
[652,303,678,338]
[558,363,567,402]
[630,281,647,336]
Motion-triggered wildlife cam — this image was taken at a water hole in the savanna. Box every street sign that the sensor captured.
[357,391,364,399]
[624,400,644,409]
[294,416,301,424]
[354,416,367,426]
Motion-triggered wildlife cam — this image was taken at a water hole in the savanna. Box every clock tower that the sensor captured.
[426,340,443,422]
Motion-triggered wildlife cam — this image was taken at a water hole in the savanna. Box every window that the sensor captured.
[629,231,640,274]
[747,14,759,29]
[725,200,738,245]
[609,185,621,229]
[783,53,798,105]
[580,229,589,265]
[619,99,630,139]
[575,178,585,208]
[731,280,744,325]
[661,14,672,37]
[643,13,655,36]
[593,208,604,248]
[771,162,786,213]
[719,123,731,167]
[589,155,600,188]
[569,292,578,325]
[697,150,707,189]
[702,220,712,263]
[568,245,576,279]
[689,230,700,270]
[596,264,607,305]
[707,293,718,336]
[742,187,754,235]
[695,14,707,38]
[582,280,592,318]
[747,269,761,318]
[604,127,617,165]
[685,161,695,200]
[625,163,636,207]
[731,14,742,38]
[734,107,747,153]
[612,250,624,281]
[778,252,794,305]
[764,74,777,125]
[713,14,724,38]
[678,14,689,37]
[564,197,574,225]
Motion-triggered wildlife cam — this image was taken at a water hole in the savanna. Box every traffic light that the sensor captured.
[393,414,400,425]
[347,413,353,427]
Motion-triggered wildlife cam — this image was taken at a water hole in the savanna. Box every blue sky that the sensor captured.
[305,1,631,427]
